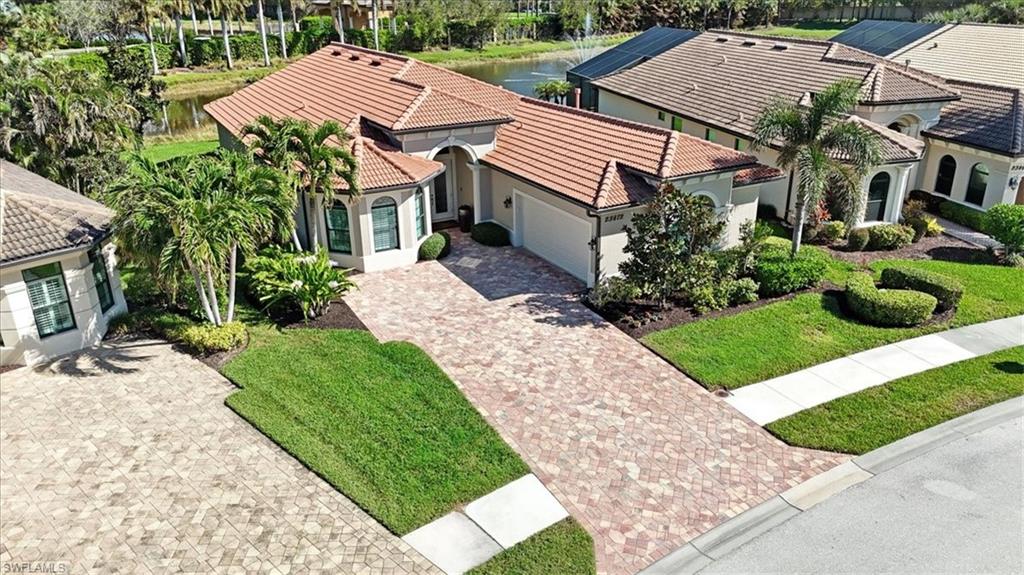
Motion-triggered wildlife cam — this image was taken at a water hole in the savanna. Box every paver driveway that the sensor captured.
[346,232,847,575]
[0,340,438,575]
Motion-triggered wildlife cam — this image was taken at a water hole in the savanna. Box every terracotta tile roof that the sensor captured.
[847,115,926,163]
[208,43,768,210]
[733,165,785,187]
[1,161,112,265]
[923,80,1024,157]
[888,23,1024,89]
[593,32,959,140]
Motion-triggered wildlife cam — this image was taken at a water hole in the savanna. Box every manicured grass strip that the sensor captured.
[467,518,596,575]
[140,139,219,163]
[222,327,528,535]
[747,21,851,40]
[644,259,1023,390]
[768,346,1024,454]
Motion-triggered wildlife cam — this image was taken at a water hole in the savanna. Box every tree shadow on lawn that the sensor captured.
[993,360,1023,375]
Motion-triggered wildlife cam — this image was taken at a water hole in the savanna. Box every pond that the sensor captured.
[144,55,575,137]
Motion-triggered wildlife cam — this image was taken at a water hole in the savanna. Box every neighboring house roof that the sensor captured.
[0,160,113,265]
[733,165,785,187]
[923,80,1024,157]
[592,31,959,141]
[887,23,1024,89]
[568,26,699,81]
[831,19,945,56]
[847,115,927,163]
[207,44,763,210]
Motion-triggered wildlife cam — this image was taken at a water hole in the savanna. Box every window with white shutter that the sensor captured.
[22,263,75,338]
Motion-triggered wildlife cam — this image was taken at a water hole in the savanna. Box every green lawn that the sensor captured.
[747,21,852,40]
[161,65,284,98]
[221,326,529,534]
[768,346,1024,454]
[406,35,630,65]
[644,257,1024,390]
[140,139,220,163]
[468,518,596,575]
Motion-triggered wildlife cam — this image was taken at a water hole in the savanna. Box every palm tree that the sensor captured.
[170,0,191,66]
[255,0,272,66]
[242,115,304,249]
[751,79,882,256]
[274,0,288,59]
[127,0,162,75]
[208,0,237,68]
[289,120,359,251]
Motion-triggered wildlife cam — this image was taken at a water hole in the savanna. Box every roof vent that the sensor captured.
[690,82,698,92]
[741,39,757,47]
[370,57,382,66]
[331,48,343,56]
[719,55,728,64]
[715,36,728,42]
[349,53,360,61]
[771,42,790,50]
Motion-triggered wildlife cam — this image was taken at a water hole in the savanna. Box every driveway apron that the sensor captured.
[345,232,846,575]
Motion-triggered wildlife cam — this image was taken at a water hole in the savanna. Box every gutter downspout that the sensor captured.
[588,210,602,289]
[783,169,795,221]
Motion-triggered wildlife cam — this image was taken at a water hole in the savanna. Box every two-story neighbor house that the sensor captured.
[205,44,783,286]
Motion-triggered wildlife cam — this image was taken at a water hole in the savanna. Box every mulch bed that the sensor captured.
[272,299,368,331]
[820,234,996,266]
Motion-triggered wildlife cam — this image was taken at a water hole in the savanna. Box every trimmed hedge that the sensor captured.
[847,227,870,251]
[752,245,828,296]
[108,310,246,354]
[985,204,1024,255]
[939,200,987,233]
[845,273,937,327]
[471,222,510,247]
[867,224,914,251]
[880,266,964,312]
[418,231,451,260]
[905,217,928,242]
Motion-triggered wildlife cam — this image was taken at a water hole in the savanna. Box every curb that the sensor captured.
[639,397,1024,575]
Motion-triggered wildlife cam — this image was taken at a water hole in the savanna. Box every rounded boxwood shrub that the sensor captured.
[867,224,914,251]
[177,321,247,354]
[847,227,870,251]
[471,222,510,247]
[845,273,937,327]
[753,247,828,297]
[984,204,1024,256]
[418,231,451,260]
[821,221,847,243]
[905,217,928,243]
[880,266,964,312]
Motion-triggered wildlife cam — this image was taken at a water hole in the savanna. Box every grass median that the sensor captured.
[468,518,596,575]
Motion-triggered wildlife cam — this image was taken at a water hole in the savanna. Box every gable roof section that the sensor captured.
[208,43,764,210]
[569,26,699,80]
[923,80,1024,157]
[592,32,959,141]
[887,23,1024,89]
[1,161,113,265]
[831,20,945,56]
[846,115,926,163]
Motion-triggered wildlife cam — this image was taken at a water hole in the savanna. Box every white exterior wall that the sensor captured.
[918,138,1014,210]
[0,243,127,366]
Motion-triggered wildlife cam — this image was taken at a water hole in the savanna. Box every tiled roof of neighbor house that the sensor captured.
[592,31,959,140]
[847,115,927,163]
[733,165,785,187]
[207,44,764,210]
[0,160,113,265]
[923,80,1024,157]
[888,23,1024,89]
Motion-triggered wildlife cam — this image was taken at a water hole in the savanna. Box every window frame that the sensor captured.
[22,262,76,339]
[657,111,666,121]
[371,196,400,253]
[89,247,115,313]
[415,187,427,240]
[865,172,891,222]
[965,162,989,206]
[934,155,956,196]
[705,128,715,142]
[325,202,353,255]
[671,116,683,131]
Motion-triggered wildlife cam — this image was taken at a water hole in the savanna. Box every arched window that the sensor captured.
[371,197,399,252]
[934,155,956,196]
[887,122,902,133]
[865,172,890,222]
[965,163,989,206]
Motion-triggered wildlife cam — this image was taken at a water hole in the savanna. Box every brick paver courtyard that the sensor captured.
[0,340,438,575]
[346,232,848,575]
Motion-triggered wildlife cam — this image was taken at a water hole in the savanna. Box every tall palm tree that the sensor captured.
[275,0,287,59]
[289,119,359,251]
[242,114,304,249]
[170,0,191,66]
[255,0,272,66]
[752,79,882,256]
[127,0,162,75]
[208,0,237,68]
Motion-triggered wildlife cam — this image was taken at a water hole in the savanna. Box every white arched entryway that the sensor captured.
[426,142,481,224]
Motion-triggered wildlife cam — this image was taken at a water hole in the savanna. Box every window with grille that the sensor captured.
[415,188,427,239]
[22,263,75,338]
[90,248,114,312]
[326,204,352,254]
[371,197,399,252]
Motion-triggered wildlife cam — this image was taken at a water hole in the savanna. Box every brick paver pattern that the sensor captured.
[0,341,439,575]
[346,232,848,575]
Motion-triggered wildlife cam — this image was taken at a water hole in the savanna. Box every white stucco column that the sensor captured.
[890,165,912,222]
[469,162,482,223]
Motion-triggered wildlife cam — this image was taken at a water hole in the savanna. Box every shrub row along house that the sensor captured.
[0,161,128,366]
[580,28,1024,221]
[205,43,782,285]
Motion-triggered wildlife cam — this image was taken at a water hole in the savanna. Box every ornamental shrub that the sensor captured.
[845,273,936,327]
[418,231,451,260]
[245,247,355,320]
[984,204,1024,256]
[471,222,510,246]
[821,221,847,243]
[177,321,246,354]
[925,217,944,237]
[847,227,870,251]
[880,266,964,312]
[586,276,642,309]
[939,200,988,233]
[905,217,929,242]
[867,224,914,250]
[752,244,828,296]
[726,277,760,305]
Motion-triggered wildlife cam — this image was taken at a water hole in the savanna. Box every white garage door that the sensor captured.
[517,193,591,282]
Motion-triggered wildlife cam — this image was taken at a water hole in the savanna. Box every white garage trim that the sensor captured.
[512,189,593,284]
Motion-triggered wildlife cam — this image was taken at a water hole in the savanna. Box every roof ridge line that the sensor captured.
[658,131,680,178]
[4,188,110,217]
[850,115,921,157]
[330,42,410,63]
[595,160,618,208]
[392,86,432,131]
[425,88,513,121]
[709,29,833,47]
[1012,89,1023,154]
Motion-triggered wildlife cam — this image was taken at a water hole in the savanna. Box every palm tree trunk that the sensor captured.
[205,266,223,325]
[186,257,216,323]
[175,12,189,67]
[221,14,233,69]
[256,0,271,66]
[207,11,215,35]
[291,228,302,251]
[291,1,299,31]
[277,1,287,59]
[226,243,237,322]
[145,20,160,75]
[372,0,379,50]
[190,2,199,34]
[791,197,808,257]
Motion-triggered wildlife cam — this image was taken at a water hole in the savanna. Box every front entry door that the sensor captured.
[431,155,456,222]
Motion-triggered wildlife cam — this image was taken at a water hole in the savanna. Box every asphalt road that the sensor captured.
[701,416,1024,574]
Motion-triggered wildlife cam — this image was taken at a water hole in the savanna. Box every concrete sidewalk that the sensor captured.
[727,315,1023,425]
[936,215,1003,250]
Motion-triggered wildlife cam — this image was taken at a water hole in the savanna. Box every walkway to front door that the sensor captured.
[345,232,846,575]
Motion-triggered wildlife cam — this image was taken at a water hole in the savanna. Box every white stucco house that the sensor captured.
[587,30,1023,225]
[0,161,128,366]
[205,44,783,286]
